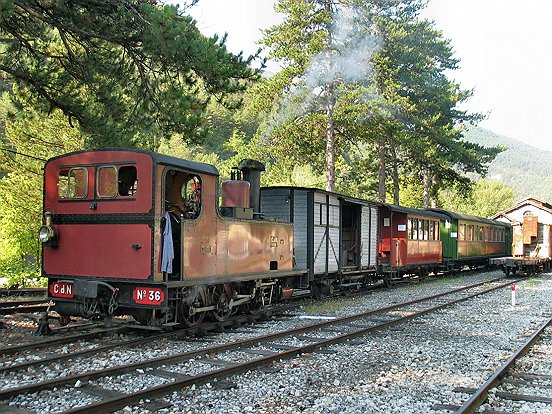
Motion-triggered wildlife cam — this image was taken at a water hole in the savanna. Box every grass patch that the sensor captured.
[303,297,357,315]
[526,278,542,288]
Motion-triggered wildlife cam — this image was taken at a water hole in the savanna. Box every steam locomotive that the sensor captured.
[40,149,511,327]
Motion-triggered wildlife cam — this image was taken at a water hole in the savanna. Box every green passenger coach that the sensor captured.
[429,209,512,270]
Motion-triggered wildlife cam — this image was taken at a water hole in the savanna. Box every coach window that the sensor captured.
[459,224,465,241]
[408,218,413,239]
[58,168,88,199]
[468,225,474,241]
[429,220,435,240]
[412,219,418,240]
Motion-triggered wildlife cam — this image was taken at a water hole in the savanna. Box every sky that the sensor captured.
[185,0,552,152]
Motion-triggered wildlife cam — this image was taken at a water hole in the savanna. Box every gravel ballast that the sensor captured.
[151,272,552,414]
[2,271,551,413]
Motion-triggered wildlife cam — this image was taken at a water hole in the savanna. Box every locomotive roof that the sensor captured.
[45,148,219,176]
[153,152,219,175]
[380,203,450,220]
[427,208,510,227]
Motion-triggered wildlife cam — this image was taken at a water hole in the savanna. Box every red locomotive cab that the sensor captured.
[42,150,155,316]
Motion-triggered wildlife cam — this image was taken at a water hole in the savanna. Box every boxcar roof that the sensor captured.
[381,203,449,220]
[427,208,510,227]
[45,148,219,176]
[261,186,379,206]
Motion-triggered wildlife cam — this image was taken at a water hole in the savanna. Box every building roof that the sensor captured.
[490,197,552,220]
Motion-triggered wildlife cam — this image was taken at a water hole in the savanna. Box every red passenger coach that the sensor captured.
[41,149,295,327]
[378,204,447,283]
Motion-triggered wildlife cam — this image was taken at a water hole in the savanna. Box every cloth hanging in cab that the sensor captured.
[161,211,174,273]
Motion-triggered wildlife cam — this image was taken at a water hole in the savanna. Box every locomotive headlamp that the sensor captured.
[39,225,55,242]
[39,212,57,244]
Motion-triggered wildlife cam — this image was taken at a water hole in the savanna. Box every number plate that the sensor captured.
[49,281,74,298]
[132,287,165,305]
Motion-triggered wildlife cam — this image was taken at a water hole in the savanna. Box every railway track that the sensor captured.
[434,316,552,413]
[0,287,47,297]
[0,304,296,372]
[0,300,51,315]
[0,288,49,315]
[0,277,520,413]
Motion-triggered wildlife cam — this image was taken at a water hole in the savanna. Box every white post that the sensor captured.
[511,283,516,306]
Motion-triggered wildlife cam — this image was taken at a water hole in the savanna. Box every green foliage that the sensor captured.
[399,177,425,208]
[0,0,258,148]
[372,8,500,201]
[438,179,515,218]
[0,98,85,285]
[253,0,501,202]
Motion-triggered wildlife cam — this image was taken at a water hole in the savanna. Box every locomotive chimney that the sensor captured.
[238,159,265,214]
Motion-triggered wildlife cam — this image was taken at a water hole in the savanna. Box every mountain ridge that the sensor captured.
[462,126,552,202]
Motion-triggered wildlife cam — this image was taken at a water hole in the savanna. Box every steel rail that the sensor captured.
[0,299,47,308]
[0,303,299,375]
[0,304,51,315]
[0,287,46,297]
[455,316,552,414]
[0,326,129,356]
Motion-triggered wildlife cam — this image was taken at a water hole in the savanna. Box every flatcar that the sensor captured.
[39,149,514,328]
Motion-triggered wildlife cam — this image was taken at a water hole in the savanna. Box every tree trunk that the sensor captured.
[323,0,336,193]
[325,82,336,192]
[423,165,430,208]
[390,144,399,205]
[378,139,386,203]
[430,174,438,208]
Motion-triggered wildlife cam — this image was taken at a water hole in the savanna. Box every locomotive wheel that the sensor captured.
[179,287,206,328]
[209,284,233,322]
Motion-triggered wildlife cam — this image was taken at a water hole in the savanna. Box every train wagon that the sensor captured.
[40,149,299,327]
[260,187,379,296]
[378,204,448,283]
[429,209,512,269]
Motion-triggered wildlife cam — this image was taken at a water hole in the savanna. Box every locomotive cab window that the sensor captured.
[118,166,138,196]
[164,169,202,219]
[58,167,88,199]
[97,165,138,198]
[182,175,202,219]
